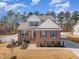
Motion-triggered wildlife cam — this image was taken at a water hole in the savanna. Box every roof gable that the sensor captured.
[17,22,28,30]
[73,20,79,29]
[36,19,61,30]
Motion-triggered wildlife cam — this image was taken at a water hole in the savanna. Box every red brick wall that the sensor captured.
[17,30,32,41]
[36,31,40,40]
[56,31,61,42]
[47,31,50,40]
[17,30,22,41]
[17,30,61,43]
[36,31,61,43]
[28,30,32,40]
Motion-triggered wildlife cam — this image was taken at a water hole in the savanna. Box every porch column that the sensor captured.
[47,31,50,40]
[28,30,32,40]
[56,31,61,41]
[17,30,21,41]
[36,31,40,40]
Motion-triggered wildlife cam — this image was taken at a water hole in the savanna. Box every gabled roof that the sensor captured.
[73,20,79,29]
[17,22,28,30]
[27,14,40,22]
[17,22,36,30]
[37,15,56,21]
[36,19,61,31]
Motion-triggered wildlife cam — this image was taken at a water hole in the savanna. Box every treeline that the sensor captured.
[0,10,79,33]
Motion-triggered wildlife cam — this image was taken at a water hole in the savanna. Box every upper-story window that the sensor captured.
[30,22,39,26]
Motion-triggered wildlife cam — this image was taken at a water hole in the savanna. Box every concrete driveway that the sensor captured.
[62,39,79,48]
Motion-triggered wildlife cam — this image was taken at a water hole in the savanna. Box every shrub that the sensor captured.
[40,43,45,47]
[47,43,53,47]
[0,40,2,44]
[10,56,17,59]
[55,42,61,47]
[7,40,19,48]
[51,41,55,47]
[24,40,30,43]
[18,41,22,45]
[21,41,29,49]
[11,39,15,45]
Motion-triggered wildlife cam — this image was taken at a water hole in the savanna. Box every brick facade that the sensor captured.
[56,31,61,41]
[28,30,32,40]
[17,30,61,44]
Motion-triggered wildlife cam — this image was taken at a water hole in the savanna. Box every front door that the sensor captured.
[32,31,36,38]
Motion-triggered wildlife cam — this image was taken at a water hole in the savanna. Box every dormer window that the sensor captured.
[30,22,39,26]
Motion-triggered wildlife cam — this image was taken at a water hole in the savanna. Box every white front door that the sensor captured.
[32,31,36,38]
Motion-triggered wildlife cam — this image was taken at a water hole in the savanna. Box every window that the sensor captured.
[19,31,21,35]
[41,31,47,38]
[50,31,56,37]
[78,29,79,32]
[25,31,28,36]
[20,31,28,36]
[32,31,36,38]
[21,31,24,36]
[30,22,39,26]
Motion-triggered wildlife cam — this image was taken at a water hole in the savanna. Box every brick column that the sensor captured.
[36,31,40,40]
[56,31,61,41]
[47,31,50,40]
[29,30,32,40]
[17,30,21,41]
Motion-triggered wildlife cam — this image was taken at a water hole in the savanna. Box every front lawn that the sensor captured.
[0,46,78,59]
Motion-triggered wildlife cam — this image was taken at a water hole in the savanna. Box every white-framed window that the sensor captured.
[30,22,39,26]
[50,31,56,37]
[32,31,36,38]
[41,31,47,38]
[78,29,79,32]
[20,30,28,36]
[25,31,28,36]
[21,31,24,36]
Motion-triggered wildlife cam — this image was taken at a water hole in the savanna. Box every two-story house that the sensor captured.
[73,20,79,35]
[17,14,61,45]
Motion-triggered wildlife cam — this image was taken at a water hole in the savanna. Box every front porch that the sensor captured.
[17,30,61,45]
[36,30,61,43]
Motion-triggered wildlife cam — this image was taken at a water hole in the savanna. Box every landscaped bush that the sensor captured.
[55,41,65,47]
[51,41,56,47]
[39,42,54,47]
[55,42,61,47]
[18,41,22,45]
[21,41,29,49]
[24,40,30,43]
[0,40,2,44]
[20,39,30,49]
[40,42,45,47]
[38,41,65,47]
[7,39,19,48]
[10,56,17,59]
[47,42,54,47]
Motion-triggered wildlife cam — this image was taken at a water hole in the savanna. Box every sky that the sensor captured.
[0,0,79,16]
